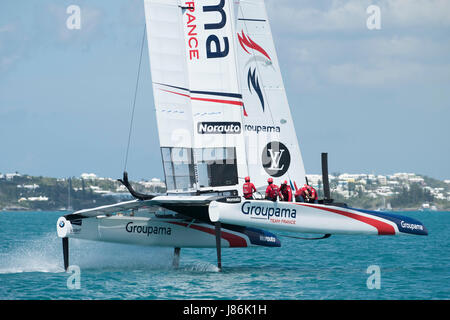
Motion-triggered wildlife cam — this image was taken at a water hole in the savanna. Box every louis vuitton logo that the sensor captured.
[267,148,285,171]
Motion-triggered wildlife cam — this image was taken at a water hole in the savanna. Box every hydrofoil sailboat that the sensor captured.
[56,0,427,271]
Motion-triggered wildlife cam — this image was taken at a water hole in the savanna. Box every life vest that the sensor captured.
[243,182,256,199]
[308,185,317,200]
[295,185,317,202]
[280,185,292,202]
[266,184,280,201]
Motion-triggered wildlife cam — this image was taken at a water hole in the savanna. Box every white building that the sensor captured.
[138,178,166,189]
[377,175,387,185]
[338,173,367,181]
[17,184,40,190]
[81,173,98,180]
[392,173,416,181]
[305,174,322,186]
[408,177,424,184]
[5,173,21,180]
[19,196,49,202]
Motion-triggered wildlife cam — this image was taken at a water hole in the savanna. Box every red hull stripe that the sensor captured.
[296,203,396,235]
[168,222,248,247]
[161,89,244,107]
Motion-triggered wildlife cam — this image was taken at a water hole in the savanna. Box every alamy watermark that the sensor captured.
[366,5,381,30]
[366,265,381,289]
[66,265,81,290]
[66,5,81,30]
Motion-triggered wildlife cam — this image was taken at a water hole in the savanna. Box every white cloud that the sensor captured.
[267,0,368,33]
[267,1,450,90]
[381,0,450,28]
[284,37,450,89]
[327,61,418,87]
[267,0,450,33]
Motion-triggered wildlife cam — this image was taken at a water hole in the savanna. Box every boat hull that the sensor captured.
[56,215,281,248]
[209,200,428,236]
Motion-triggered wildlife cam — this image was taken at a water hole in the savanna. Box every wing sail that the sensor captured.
[235,0,307,189]
[145,0,307,194]
[144,0,249,193]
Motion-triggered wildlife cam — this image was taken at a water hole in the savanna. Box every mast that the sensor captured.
[67,177,73,211]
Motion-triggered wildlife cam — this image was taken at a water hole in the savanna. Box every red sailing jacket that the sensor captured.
[266,184,282,201]
[295,185,317,202]
[243,182,256,199]
[280,185,292,202]
[309,186,317,200]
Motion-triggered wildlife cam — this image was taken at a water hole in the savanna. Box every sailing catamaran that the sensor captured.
[56,0,427,271]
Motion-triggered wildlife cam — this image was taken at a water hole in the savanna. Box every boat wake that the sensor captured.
[181,262,220,273]
[0,233,64,274]
[0,233,175,274]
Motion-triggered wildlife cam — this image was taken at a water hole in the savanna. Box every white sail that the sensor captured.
[144,0,248,192]
[145,0,306,194]
[235,0,307,190]
[144,0,194,191]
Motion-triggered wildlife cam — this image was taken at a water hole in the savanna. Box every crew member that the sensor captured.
[295,184,318,203]
[280,180,292,202]
[242,176,257,199]
[265,178,283,202]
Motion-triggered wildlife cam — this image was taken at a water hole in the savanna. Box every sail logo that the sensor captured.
[237,30,272,115]
[183,1,200,60]
[237,30,271,61]
[203,0,229,59]
[262,141,291,177]
[197,122,241,134]
[247,68,264,112]
[400,221,424,231]
[244,124,280,133]
[268,150,285,170]
[125,222,172,236]
[184,0,230,59]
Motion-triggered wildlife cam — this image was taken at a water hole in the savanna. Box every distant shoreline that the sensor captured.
[1,172,449,211]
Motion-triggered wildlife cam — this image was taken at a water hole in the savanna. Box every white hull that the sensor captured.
[209,200,428,236]
[57,214,279,248]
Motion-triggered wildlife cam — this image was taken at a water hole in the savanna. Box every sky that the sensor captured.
[0,0,449,181]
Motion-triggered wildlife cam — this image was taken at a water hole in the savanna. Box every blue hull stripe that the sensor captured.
[349,207,428,236]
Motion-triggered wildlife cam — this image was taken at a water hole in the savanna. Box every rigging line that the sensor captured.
[124,24,147,172]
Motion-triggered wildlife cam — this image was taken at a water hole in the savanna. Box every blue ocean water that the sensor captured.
[0,210,448,300]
